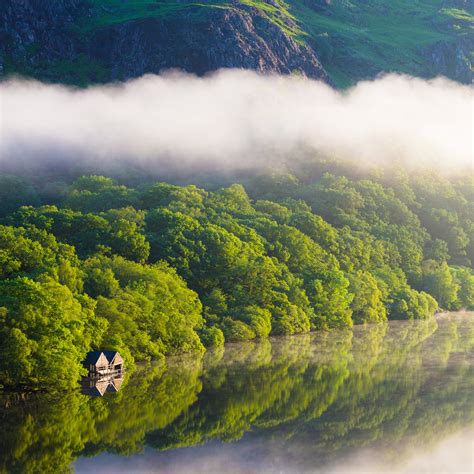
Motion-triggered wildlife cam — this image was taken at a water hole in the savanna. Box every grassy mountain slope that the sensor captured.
[77,0,474,86]
[290,0,473,86]
[1,0,472,86]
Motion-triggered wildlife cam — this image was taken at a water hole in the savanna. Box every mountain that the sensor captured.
[1,0,472,87]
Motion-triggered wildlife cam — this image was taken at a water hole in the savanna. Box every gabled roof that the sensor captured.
[103,350,123,364]
[83,350,123,367]
[94,380,110,396]
[83,351,107,366]
[111,376,123,391]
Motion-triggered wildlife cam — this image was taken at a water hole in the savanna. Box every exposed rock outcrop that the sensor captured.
[424,39,473,84]
[90,3,327,81]
[0,0,471,86]
[0,0,327,83]
[0,0,87,75]
[424,0,473,84]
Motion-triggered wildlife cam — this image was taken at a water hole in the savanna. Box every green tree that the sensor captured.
[0,277,105,389]
[420,260,459,310]
[0,175,40,218]
[349,271,387,324]
[450,266,474,310]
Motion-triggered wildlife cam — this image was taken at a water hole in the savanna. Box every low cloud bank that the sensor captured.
[0,70,472,173]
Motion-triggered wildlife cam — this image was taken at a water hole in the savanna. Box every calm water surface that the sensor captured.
[1,313,473,473]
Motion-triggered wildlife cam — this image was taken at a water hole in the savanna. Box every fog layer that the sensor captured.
[74,427,474,474]
[1,70,472,172]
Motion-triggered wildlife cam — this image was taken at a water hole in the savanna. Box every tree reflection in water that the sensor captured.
[0,313,473,473]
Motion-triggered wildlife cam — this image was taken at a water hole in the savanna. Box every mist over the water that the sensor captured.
[74,427,474,474]
[0,70,472,173]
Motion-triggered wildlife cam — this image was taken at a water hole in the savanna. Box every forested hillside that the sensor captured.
[1,0,472,87]
[0,164,473,389]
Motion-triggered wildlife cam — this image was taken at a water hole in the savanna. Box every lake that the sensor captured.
[1,312,473,473]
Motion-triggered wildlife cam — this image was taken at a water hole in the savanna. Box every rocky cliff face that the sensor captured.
[426,0,473,83]
[90,2,327,81]
[0,0,86,76]
[0,0,327,83]
[0,0,471,86]
[424,38,473,84]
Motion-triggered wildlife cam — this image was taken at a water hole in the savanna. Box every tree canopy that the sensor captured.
[0,166,472,389]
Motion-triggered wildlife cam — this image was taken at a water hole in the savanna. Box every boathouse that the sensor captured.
[83,350,124,376]
[81,373,124,397]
